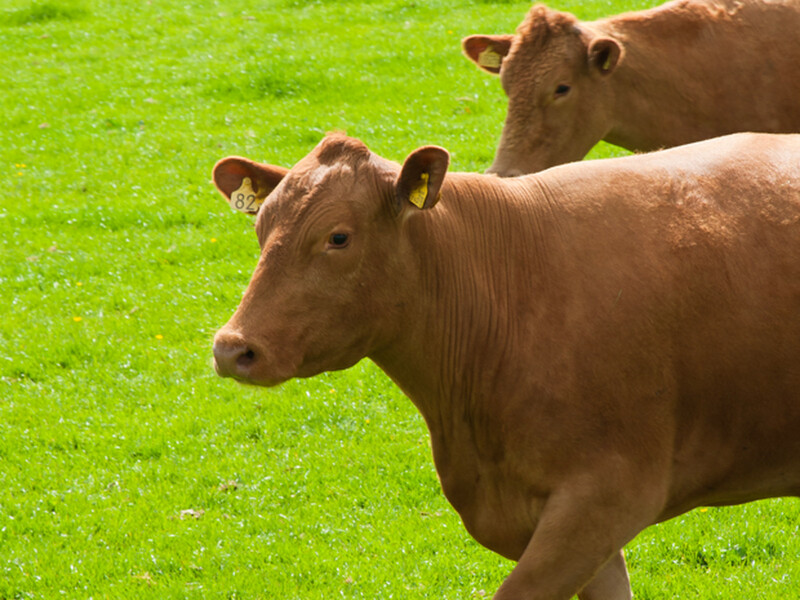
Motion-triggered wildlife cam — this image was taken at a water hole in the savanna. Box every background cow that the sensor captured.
[212,133,800,599]
[463,0,800,175]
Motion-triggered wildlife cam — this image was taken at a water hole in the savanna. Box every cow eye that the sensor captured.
[328,233,350,248]
[554,84,571,98]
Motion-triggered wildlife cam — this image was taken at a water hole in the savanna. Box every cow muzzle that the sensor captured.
[212,329,262,383]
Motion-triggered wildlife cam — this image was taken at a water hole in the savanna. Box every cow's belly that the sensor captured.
[663,426,800,518]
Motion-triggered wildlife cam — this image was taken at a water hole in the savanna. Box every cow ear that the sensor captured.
[462,35,514,74]
[587,37,623,76]
[212,157,289,215]
[395,146,450,213]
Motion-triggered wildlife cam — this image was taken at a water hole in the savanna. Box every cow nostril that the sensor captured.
[237,348,256,369]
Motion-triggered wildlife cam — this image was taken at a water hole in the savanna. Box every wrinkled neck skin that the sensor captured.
[369,173,553,511]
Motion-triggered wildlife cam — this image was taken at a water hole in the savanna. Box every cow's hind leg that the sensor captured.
[577,550,632,600]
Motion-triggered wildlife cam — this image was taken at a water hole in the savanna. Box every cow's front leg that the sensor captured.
[577,549,632,600]
[492,486,649,600]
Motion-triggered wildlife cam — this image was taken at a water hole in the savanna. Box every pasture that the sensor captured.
[1,0,798,597]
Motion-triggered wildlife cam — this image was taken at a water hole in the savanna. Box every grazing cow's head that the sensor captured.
[211,135,449,386]
[463,4,623,175]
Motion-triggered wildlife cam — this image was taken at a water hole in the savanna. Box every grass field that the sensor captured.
[1,0,799,598]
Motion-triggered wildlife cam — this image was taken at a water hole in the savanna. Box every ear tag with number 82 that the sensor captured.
[230,177,265,214]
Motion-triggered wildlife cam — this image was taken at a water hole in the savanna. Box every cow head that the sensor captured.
[463,4,623,175]
[211,135,449,386]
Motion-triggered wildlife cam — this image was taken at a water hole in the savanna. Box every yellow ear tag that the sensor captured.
[478,47,502,70]
[229,177,265,214]
[408,172,429,209]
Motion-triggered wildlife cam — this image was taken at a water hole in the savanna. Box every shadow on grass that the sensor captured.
[2,1,88,27]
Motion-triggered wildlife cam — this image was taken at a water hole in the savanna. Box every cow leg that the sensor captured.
[491,486,649,600]
[577,550,632,600]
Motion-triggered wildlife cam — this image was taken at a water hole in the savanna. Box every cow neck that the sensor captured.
[599,3,747,151]
[592,18,667,152]
[371,173,554,451]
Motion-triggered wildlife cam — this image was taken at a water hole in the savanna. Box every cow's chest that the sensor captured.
[432,437,543,560]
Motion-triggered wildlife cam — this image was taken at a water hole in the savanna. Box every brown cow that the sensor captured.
[463,0,800,175]
[211,132,800,599]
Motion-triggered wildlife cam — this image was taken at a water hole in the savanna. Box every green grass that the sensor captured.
[1,0,798,598]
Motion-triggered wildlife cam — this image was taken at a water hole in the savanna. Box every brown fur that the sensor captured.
[516,5,579,49]
[463,0,800,175]
[212,132,800,599]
